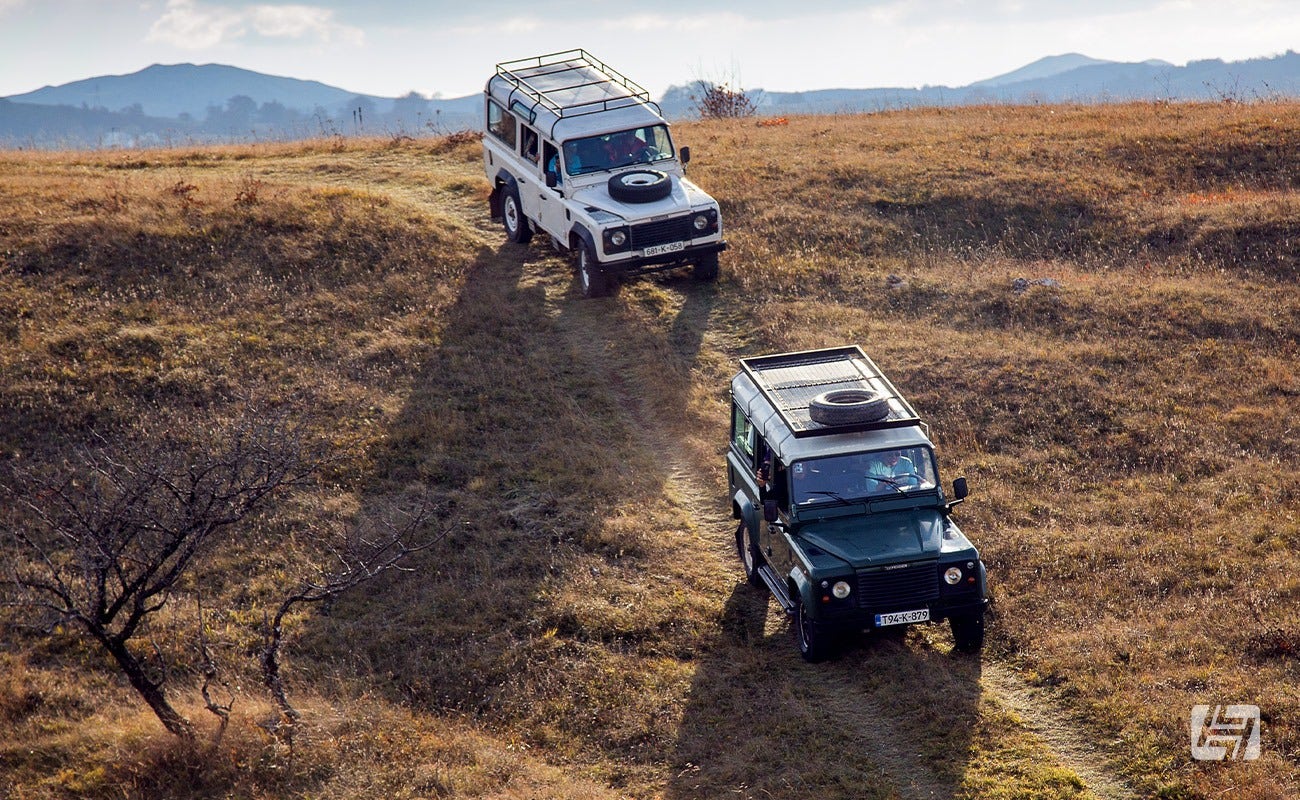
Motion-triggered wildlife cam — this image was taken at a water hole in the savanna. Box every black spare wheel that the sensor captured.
[609,170,672,203]
[808,389,891,426]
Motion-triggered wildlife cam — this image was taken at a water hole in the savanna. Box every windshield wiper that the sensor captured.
[869,476,909,494]
[806,490,854,506]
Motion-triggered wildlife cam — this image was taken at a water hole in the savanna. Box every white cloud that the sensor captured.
[249,4,364,45]
[146,0,362,50]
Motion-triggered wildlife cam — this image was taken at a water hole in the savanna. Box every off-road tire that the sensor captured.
[950,612,985,654]
[502,186,532,244]
[808,389,890,426]
[578,241,612,298]
[795,595,833,663]
[608,169,672,203]
[735,521,764,588]
[693,251,719,282]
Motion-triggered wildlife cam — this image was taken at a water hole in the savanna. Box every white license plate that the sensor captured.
[643,241,685,257]
[875,608,930,627]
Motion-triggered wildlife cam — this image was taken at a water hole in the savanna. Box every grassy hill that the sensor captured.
[1,102,1298,800]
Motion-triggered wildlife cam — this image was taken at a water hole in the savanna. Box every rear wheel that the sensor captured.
[502,186,532,244]
[578,241,612,298]
[735,521,764,588]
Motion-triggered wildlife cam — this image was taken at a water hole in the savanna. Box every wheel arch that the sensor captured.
[490,169,519,219]
[568,223,597,255]
[788,568,814,612]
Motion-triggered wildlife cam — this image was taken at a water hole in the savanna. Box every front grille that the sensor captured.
[856,562,939,612]
[630,216,693,249]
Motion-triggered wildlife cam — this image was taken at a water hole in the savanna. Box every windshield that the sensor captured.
[791,447,938,506]
[562,124,674,176]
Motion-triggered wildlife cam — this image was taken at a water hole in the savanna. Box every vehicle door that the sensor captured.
[765,458,797,578]
[536,140,568,239]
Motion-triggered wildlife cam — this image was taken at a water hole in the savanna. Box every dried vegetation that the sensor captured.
[1,102,1299,799]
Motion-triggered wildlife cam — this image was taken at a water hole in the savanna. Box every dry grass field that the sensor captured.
[1,101,1298,800]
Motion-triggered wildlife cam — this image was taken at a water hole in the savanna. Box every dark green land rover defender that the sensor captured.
[727,345,988,661]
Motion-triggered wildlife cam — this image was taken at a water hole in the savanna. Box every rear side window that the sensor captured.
[732,402,754,458]
[487,100,516,148]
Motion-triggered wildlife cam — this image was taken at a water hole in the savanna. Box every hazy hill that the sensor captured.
[1,62,481,146]
[968,53,1136,88]
[661,50,1300,116]
[6,63,382,119]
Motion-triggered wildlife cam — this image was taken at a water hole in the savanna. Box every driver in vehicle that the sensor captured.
[605,130,649,164]
[867,450,919,490]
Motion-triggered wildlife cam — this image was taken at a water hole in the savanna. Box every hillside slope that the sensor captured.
[2,102,1299,799]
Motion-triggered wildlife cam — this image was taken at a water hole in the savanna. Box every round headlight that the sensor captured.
[944,567,963,585]
[693,214,709,231]
[611,230,627,247]
[832,580,851,599]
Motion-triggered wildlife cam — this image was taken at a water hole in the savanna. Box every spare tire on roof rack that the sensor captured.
[808,389,891,426]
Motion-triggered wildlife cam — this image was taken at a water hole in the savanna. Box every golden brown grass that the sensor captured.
[2,102,1299,799]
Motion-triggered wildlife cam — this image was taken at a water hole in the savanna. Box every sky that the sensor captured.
[2,0,1300,101]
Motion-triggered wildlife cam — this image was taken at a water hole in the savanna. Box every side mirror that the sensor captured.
[952,476,969,501]
[763,499,778,523]
[679,146,691,165]
[545,170,558,188]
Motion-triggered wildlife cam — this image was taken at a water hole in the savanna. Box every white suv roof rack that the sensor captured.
[492,49,662,126]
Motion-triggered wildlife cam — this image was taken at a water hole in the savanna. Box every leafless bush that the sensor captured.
[260,487,446,738]
[691,80,761,119]
[0,409,327,740]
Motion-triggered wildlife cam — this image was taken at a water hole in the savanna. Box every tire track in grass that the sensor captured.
[394,160,1133,800]
[981,663,1134,800]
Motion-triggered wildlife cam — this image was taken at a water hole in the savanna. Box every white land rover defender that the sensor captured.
[482,50,726,297]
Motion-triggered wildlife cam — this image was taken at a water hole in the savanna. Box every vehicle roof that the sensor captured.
[486,50,667,141]
[732,346,933,463]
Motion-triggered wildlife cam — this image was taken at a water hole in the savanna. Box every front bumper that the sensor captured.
[600,240,727,277]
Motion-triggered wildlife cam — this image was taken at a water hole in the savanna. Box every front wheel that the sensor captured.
[794,595,833,663]
[950,612,985,654]
[693,251,719,282]
[502,186,532,244]
[577,241,612,298]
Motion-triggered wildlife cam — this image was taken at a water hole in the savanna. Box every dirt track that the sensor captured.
[463,209,1136,798]
[265,151,1137,798]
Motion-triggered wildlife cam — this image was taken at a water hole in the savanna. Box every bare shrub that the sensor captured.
[690,80,760,119]
[260,488,445,737]
[0,409,327,739]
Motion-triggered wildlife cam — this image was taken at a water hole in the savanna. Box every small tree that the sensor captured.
[260,489,444,736]
[0,411,324,739]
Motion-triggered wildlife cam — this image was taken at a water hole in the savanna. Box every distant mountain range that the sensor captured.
[0,62,481,148]
[3,51,1299,148]
[661,50,1300,117]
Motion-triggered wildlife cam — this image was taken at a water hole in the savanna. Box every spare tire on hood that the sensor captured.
[808,389,891,426]
[609,170,672,203]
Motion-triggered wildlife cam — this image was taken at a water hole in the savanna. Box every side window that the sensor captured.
[732,403,754,458]
[487,100,516,149]
[520,126,539,164]
[542,141,559,185]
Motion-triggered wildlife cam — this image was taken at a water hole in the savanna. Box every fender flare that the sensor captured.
[491,169,521,218]
[789,567,814,611]
[568,223,597,254]
[732,490,760,533]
